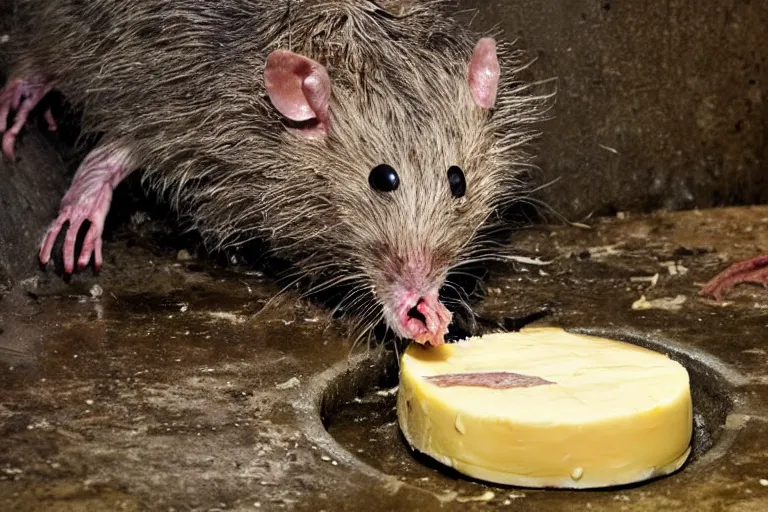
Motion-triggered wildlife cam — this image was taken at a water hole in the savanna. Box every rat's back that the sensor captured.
[5,0,288,139]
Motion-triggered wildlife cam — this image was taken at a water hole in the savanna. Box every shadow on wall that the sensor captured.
[458,0,768,220]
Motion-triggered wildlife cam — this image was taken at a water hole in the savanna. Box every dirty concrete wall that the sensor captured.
[0,128,68,293]
[459,0,768,220]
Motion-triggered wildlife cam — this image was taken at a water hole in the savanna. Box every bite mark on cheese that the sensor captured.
[424,371,555,389]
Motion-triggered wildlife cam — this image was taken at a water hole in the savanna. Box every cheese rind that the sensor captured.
[396,327,693,488]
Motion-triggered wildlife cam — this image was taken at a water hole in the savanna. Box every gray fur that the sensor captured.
[3,0,552,336]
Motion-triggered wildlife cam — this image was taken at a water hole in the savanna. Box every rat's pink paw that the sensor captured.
[0,77,56,160]
[699,254,768,301]
[39,143,135,275]
[39,184,112,275]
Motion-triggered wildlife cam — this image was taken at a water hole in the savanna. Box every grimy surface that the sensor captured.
[2,1,768,510]
[2,193,768,510]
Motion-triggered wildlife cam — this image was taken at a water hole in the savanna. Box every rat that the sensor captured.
[0,0,550,345]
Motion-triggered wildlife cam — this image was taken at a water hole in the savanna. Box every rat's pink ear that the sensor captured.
[264,50,331,137]
[467,37,500,109]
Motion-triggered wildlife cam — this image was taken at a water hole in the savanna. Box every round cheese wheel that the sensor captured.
[396,327,693,488]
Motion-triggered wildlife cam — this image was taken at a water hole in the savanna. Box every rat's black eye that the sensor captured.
[369,164,399,193]
[447,165,466,198]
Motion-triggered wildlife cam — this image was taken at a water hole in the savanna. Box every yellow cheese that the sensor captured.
[396,327,693,488]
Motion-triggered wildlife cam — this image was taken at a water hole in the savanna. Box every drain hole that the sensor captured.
[503,309,551,332]
[322,327,734,495]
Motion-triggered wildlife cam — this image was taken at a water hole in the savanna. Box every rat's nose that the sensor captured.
[407,298,428,327]
[395,292,452,346]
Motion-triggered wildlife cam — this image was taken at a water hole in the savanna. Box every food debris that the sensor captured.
[504,255,553,266]
[206,311,247,324]
[177,249,193,262]
[631,294,687,311]
[661,260,689,276]
[89,284,103,299]
[375,386,399,397]
[630,273,659,287]
[320,455,338,465]
[579,243,624,260]
[19,276,39,291]
[456,491,495,503]
[275,377,301,390]
[698,296,734,307]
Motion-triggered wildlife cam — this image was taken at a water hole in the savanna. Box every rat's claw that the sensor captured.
[78,222,103,270]
[43,108,57,132]
[0,77,56,159]
[39,215,68,266]
[93,237,103,271]
[2,133,15,160]
[62,213,85,274]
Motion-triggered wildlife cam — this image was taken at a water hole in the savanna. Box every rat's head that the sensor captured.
[263,36,542,346]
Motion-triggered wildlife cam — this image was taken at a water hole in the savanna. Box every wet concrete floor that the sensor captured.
[1,205,768,511]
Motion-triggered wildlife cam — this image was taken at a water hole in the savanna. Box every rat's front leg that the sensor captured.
[39,142,137,274]
[699,255,768,301]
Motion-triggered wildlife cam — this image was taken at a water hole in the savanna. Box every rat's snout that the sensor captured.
[394,289,452,346]
[374,252,454,345]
